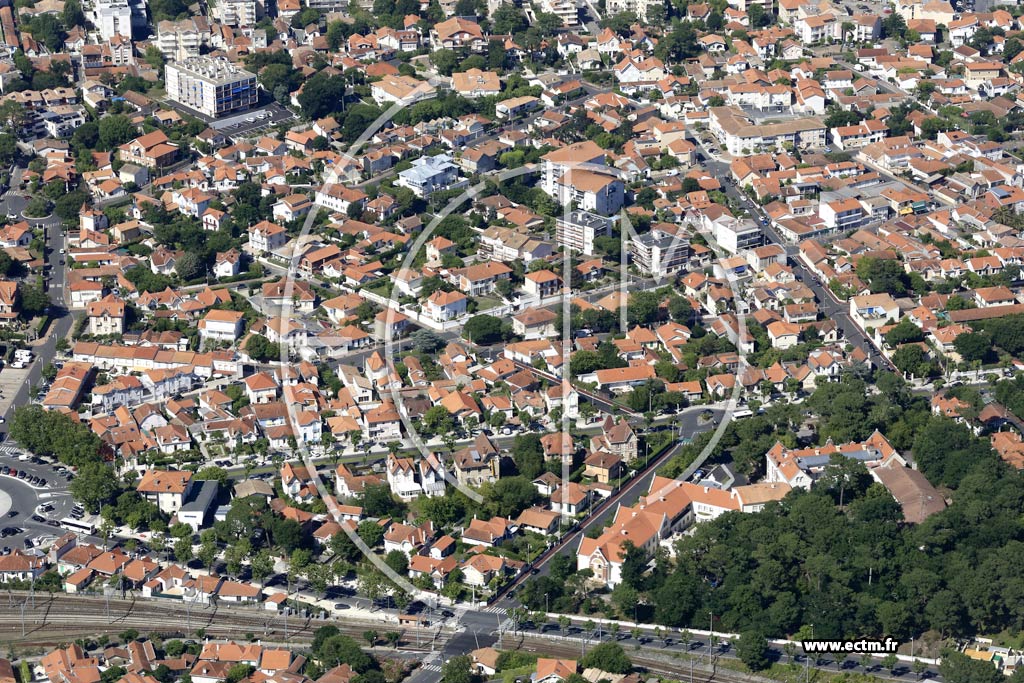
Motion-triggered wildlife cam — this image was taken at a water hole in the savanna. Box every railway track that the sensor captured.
[0,593,450,650]
[500,633,772,683]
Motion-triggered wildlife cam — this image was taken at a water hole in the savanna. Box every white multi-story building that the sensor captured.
[165,57,257,118]
[93,0,132,40]
[554,169,624,216]
[216,0,259,25]
[541,140,607,197]
[156,18,210,61]
[556,211,613,256]
[386,454,447,500]
[705,215,763,254]
[630,230,689,279]
[604,0,658,22]
[539,0,579,26]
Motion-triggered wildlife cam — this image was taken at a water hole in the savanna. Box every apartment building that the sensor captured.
[539,0,579,26]
[86,294,125,336]
[555,210,613,256]
[630,229,689,279]
[92,0,132,40]
[820,198,867,231]
[830,120,888,150]
[553,169,624,216]
[155,18,211,61]
[708,106,827,156]
[215,0,259,26]
[541,140,607,197]
[165,57,257,118]
[705,214,763,254]
[605,0,658,21]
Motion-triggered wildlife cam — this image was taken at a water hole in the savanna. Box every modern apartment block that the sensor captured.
[92,0,132,40]
[555,210,613,256]
[215,0,259,26]
[630,230,690,279]
[165,57,257,118]
[156,18,211,62]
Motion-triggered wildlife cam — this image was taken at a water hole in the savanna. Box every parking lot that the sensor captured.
[211,103,296,138]
[0,451,77,555]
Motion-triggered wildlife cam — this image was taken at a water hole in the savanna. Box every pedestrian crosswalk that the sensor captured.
[0,445,22,456]
[481,605,506,614]
[421,664,442,673]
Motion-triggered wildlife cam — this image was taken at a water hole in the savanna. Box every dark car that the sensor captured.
[30,514,44,523]
[39,478,46,487]
[6,510,15,517]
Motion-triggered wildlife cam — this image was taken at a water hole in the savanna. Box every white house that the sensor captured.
[198,309,244,342]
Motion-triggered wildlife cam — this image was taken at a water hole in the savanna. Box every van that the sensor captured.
[732,408,753,419]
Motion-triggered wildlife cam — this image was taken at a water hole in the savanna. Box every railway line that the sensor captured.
[0,592,451,649]
[499,633,769,683]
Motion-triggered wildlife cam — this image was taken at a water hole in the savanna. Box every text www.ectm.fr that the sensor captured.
[801,639,900,654]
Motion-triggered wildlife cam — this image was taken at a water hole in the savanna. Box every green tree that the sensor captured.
[250,550,274,586]
[98,115,137,149]
[463,314,508,344]
[953,331,993,363]
[245,334,282,362]
[884,319,925,347]
[62,0,86,26]
[174,536,194,564]
[511,433,545,479]
[581,642,631,674]
[69,462,119,512]
[440,655,475,683]
[736,629,771,671]
[318,635,373,672]
[297,72,347,119]
[430,49,459,76]
[356,520,385,547]
[482,476,538,517]
[384,549,409,575]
